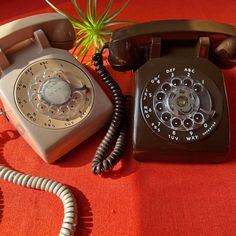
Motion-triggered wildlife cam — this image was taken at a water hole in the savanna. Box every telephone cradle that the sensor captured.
[0,13,236,236]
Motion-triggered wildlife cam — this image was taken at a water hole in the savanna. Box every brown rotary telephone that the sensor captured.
[97,19,236,163]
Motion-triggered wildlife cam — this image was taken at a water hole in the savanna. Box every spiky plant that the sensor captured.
[45,0,132,64]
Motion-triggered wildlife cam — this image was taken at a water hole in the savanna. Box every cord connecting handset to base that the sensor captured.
[92,43,128,175]
[0,131,77,236]
[0,165,77,236]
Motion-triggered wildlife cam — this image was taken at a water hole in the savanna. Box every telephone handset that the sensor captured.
[104,19,236,162]
[108,20,236,70]
[0,13,76,52]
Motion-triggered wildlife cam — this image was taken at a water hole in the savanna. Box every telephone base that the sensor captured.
[130,52,230,163]
[0,43,113,164]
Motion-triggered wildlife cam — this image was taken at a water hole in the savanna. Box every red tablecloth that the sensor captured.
[1,0,236,235]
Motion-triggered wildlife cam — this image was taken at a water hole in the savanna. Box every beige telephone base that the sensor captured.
[0,14,113,163]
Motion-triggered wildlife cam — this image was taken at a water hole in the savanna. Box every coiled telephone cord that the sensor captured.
[92,44,128,174]
[0,165,77,236]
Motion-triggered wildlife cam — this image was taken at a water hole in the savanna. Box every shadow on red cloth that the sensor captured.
[0,130,20,224]
[68,186,93,236]
[0,190,3,224]
[56,125,141,179]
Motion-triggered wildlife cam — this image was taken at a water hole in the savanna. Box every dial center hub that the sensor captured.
[40,77,71,105]
[176,95,188,107]
[168,86,200,115]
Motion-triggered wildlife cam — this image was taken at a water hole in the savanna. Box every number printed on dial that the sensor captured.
[14,59,94,129]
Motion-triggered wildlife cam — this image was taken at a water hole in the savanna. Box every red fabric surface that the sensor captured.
[1,0,236,236]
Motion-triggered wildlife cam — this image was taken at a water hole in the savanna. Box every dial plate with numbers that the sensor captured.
[14,59,94,129]
[141,66,223,143]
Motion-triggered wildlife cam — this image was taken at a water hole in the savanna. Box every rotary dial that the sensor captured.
[141,66,223,143]
[14,59,94,129]
[154,76,212,131]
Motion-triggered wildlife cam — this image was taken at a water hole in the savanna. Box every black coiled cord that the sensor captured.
[92,44,128,175]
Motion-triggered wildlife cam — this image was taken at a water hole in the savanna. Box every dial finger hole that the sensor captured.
[44,70,56,79]
[30,84,40,93]
[183,118,193,129]
[34,75,44,83]
[68,99,78,109]
[72,91,83,101]
[162,83,171,92]
[31,93,39,103]
[194,113,204,123]
[48,105,58,115]
[183,78,193,87]
[171,118,182,128]
[161,112,171,122]
[156,92,165,101]
[171,78,181,86]
[58,106,69,115]
[37,103,48,113]
[193,83,203,93]
[156,102,164,112]
[56,71,66,79]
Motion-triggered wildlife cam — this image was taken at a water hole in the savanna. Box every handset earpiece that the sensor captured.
[108,39,145,72]
[213,36,236,69]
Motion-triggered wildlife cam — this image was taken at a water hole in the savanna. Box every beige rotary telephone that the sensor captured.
[0,13,113,164]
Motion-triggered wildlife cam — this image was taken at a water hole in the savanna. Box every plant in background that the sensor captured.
[45,0,132,64]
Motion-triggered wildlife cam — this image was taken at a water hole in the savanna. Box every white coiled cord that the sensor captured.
[0,165,77,236]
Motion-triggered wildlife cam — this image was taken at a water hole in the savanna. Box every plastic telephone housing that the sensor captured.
[132,56,229,162]
[108,19,236,162]
[0,14,113,163]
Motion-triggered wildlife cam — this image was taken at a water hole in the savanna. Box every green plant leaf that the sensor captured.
[85,60,92,67]
[92,0,97,20]
[70,0,86,20]
[104,1,129,23]
[75,47,86,59]
[75,35,88,46]
[76,28,90,35]
[70,0,94,27]
[104,20,133,27]
[45,0,82,24]
[98,0,113,24]
[72,36,87,54]
[70,21,88,30]
[46,0,133,64]
[75,39,91,59]
[93,37,98,51]
[87,0,92,19]
[78,39,93,63]
[97,37,106,50]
